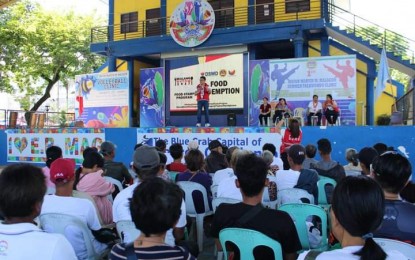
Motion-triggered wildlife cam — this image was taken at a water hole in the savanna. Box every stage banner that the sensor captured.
[6,129,105,164]
[75,71,129,128]
[249,55,357,126]
[170,53,244,112]
[140,68,165,127]
[137,127,283,157]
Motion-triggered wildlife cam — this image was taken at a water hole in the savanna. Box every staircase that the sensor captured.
[326,2,415,77]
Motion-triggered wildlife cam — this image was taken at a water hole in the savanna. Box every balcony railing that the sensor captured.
[91,1,322,44]
[0,109,76,129]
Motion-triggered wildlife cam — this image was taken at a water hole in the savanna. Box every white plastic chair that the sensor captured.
[177,181,214,251]
[116,220,141,243]
[73,190,104,225]
[277,188,315,208]
[211,184,219,199]
[374,238,415,259]
[46,187,56,195]
[212,197,241,213]
[293,107,305,126]
[103,176,123,192]
[39,213,109,260]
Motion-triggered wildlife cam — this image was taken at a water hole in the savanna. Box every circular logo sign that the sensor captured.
[169,0,215,47]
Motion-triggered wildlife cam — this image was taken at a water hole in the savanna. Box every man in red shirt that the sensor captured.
[195,76,211,127]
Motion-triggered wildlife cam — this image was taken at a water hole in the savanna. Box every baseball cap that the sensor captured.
[188,140,199,150]
[288,144,306,164]
[209,140,222,150]
[133,145,160,169]
[50,158,76,184]
[100,141,116,156]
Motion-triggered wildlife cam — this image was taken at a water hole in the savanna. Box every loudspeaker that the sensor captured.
[227,113,236,126]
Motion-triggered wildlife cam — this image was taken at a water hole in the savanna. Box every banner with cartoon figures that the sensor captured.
[75,71,129,128]
[169,0,215,47]
[137,127,283,157]
[6,129,105,164]
[140,68,165,127]
[249,55,357,126]
[170,53,244,112]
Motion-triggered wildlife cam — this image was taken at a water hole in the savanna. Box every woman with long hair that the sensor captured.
[343,148,362,172]
[323,94,339,125]
[74,151,114,225]
[276,118,302,170]
[272,97,292,124]
[298,176,406,259]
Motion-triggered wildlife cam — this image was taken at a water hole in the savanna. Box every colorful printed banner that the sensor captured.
[170,0,215,47]
[6,129,105,164]
[249,55,357,126]
[75,71,129,128]
[140,68,165,127]
[137,127,283,157]
[170,54,244,112]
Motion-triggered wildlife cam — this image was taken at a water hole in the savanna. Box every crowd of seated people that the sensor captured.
[1,136,415,260]
[258,94,342,126]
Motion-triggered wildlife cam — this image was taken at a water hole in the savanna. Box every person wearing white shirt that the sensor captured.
[298,176,407,260]
[0,164,76,260]
[306,94,323,126]
[113,145,188,249]
[211,147,239,193]
[40,158,109,260]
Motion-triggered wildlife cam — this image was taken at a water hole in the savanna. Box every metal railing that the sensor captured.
[327,1,415,63]
[1,110,76,129]
[395,88,414,125]
[91,1,322,44]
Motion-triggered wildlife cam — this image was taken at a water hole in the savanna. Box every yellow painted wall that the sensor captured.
[114,0,161,40]
[275,0,321,22]
[308,40,321,57]
[374,83,396,122]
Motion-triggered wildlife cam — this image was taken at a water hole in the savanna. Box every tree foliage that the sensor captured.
[350,26,411,87]
[0,1,105,111]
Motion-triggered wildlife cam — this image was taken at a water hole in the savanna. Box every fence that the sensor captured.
[0,110,76,129]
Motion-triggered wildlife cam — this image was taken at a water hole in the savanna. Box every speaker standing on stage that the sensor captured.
[195,76,212,127]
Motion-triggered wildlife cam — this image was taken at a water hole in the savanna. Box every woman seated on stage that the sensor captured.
[258,97,271,126]
[272,98,292,124]
[323,94,339,125]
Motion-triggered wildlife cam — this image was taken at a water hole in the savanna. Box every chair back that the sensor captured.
[293,107,305,126]
[277,188,314,207]
[219,228,283,260]
[177,181,212,216]
[279,203,328,251]
[345,170,361,177]
[374,238,415,259]
[116,220,141,243]
[317,177,337,205]
[103,176,123,192]
[168,171,179,182]
[211,184,219,198]
[39,213,99,260]
[212,197,241,213]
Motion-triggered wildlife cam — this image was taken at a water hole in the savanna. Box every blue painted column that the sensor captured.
[367,60,376,125]
[108,0,116,72]
[248,0,255,25]
[128,59,134,127]
[293,32,304,58]
[321,36,329,56]
[161,0,167,34]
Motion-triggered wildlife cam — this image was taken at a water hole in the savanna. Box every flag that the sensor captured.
[374,48,391,101]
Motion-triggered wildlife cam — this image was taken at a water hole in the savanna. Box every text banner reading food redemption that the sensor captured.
[170,54,244,112]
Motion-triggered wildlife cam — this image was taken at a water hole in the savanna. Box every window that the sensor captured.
[120,12,138,34]
[285,0,310,13]
[208,0,234,28]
